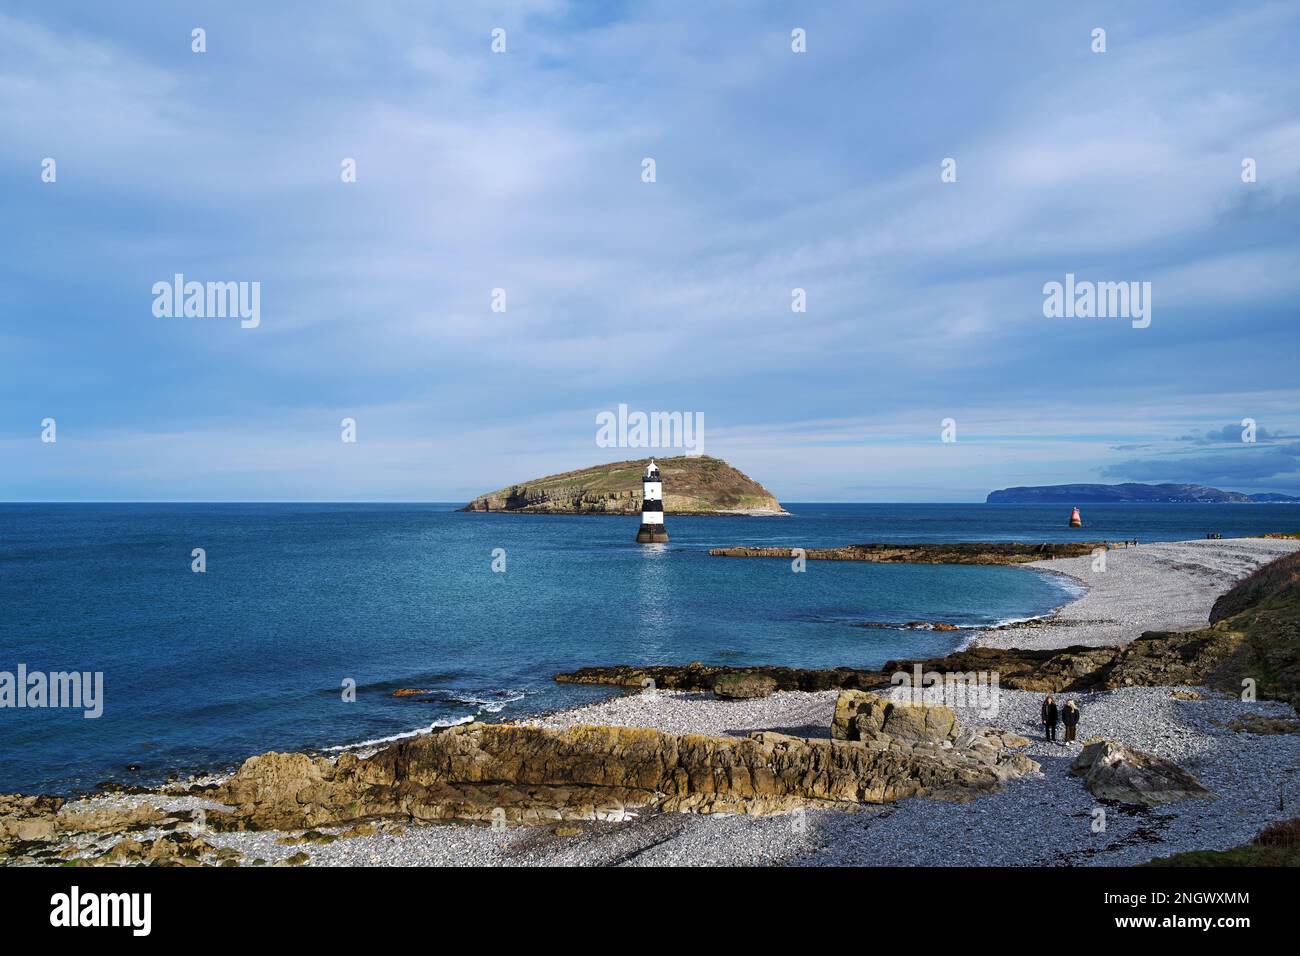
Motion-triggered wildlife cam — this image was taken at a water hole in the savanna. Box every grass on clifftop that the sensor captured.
[462,455,784,514]
[1199,550,1300,708]
[1145,818,1300,867]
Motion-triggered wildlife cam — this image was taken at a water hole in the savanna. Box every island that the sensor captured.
[460,454,788,515]
[986,482,1300,504]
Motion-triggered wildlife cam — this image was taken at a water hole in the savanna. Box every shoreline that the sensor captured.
[132,545,1092,790]
[4,536,1299,867]
[970,536,1299,650]
[46,539,1290,795]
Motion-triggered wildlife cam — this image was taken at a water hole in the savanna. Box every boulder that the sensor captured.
[1069,739,1214,806]
[712,672,778,700]
[832,690,880,739]
[831,690,956,744]
[883,701,956,742]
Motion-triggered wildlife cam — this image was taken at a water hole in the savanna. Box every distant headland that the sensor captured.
[461,455,788,515]
[987,482,1300,504]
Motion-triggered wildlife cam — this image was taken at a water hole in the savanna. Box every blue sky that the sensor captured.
[2,1,1298,502]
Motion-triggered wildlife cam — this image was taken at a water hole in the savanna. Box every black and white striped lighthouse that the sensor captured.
[636,459,669,543]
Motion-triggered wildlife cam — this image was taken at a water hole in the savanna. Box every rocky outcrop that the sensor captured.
[556,646,1121,696]
[0,794,165,848]
[100,832,221,867]
[710,542,1102,564]
[1092,627,1244,690]
[198,717,1039,831]
[833,690,955,742]
[0,794,185,865]
[1068,740,1214,807]
[2,694,1046,859]
[0,794,63,844]
[830,691,1035,779]
[556,661,891,693]
[712,673,778,699]
[462,455,786,515]
[881,645,1120,693]
[554,591,1290,700]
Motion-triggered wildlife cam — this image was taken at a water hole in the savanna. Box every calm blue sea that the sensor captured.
[1,502,1295,795]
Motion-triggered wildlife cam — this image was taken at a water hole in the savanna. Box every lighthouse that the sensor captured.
[636,459,669,543]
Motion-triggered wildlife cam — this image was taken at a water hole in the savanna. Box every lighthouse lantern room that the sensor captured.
[636,460,669,543]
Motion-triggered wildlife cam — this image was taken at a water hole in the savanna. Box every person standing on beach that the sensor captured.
[1062,700,1080,743]
[1041,695,1059,743]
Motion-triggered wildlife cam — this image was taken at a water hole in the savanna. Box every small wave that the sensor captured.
[322,715,475,753]
[986,613,1049,629]
[321,689,531,755]
[447,689,527,713]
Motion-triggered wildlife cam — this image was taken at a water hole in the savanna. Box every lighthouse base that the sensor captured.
[636,524,669,544]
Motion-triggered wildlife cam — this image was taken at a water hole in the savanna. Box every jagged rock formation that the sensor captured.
[832,691,1032,761]
[1,709,1041,861]
[194,714,1039,831]
[1069,740,1213,806]
[709,542,1102,564]
[461,455,786,515]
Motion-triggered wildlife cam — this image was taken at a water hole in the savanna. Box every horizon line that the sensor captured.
[2,500,1296,507]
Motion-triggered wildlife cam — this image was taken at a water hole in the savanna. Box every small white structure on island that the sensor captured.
[636,459,669,543]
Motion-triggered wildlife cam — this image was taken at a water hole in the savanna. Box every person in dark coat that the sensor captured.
[1041,695,1059,742]
[1062,699,1080,743]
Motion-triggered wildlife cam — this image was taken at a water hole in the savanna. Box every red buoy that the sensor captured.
[1069,507,1082,528]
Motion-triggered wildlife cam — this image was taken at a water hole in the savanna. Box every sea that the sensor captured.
[1,502,1294,795]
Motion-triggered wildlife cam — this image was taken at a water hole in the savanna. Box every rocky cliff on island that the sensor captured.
[461,455,786,515]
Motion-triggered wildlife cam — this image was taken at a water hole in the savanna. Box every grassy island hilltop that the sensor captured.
[460,455,786,515]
